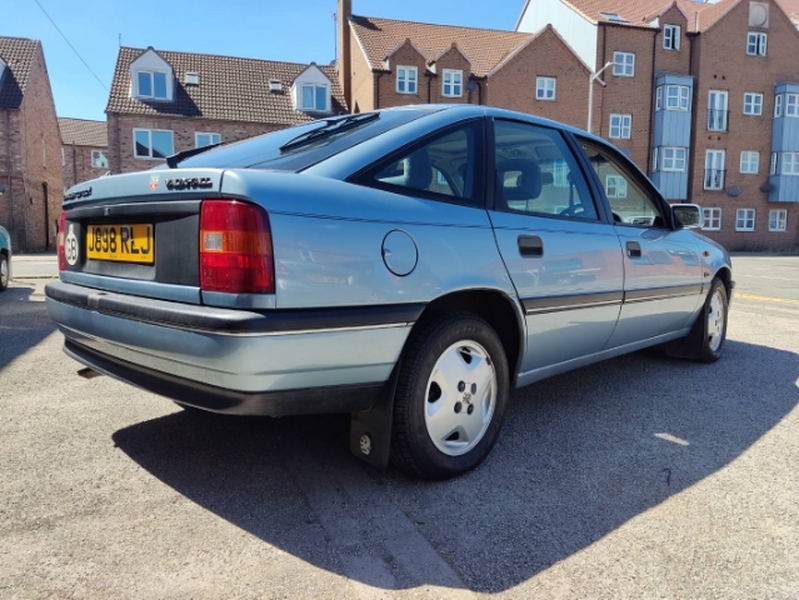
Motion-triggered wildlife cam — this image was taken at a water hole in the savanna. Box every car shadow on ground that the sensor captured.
[112,339,798,593]
[0,283,56,371]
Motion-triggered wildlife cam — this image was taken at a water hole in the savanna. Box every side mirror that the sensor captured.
[672,204,703,230]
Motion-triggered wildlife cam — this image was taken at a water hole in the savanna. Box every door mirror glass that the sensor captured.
[672,204,703,229]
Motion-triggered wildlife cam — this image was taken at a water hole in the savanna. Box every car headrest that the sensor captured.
[401,149,432,190]
[496,159,542,202]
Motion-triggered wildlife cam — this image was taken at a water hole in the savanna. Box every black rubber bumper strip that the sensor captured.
[45,280,425,334]
[64,339,383,417]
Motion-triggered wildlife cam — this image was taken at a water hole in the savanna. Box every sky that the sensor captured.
[3,0,523,122]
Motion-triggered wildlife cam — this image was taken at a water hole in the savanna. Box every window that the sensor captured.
[61,147,65,167]
[136,71,168,99]
[195,132,221,148]
[666,85,690,111]
[782,152,799,175]
[612,52,635,77]
[442,69,463,97]
[301,84,328,111]
[91,150,109,169]
[662,147,686,172]
[663,25,681,50]
[536,76,557,101]
[133,128,174,159]
[743,92,763,115]
[775,94,783,118]
[493,120,598,219]
[771,152,778,175]
[736,208,756,231]
[708,90,728,131]
[651,147,659,172]
[396,66,418,94]
[769,209,787,231]
[786,93,799,117]
[609,113,631,138]
[656,86,662,110]
[704,150,725,190]
[605,175,627,198]
[740,151,759,174]
[746,32,767,56]
[703,207,722,231]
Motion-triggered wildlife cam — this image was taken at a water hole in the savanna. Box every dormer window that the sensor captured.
[137,70,168,99]
[301,84,328,111]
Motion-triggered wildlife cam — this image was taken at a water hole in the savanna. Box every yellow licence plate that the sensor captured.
[86,224,154,264]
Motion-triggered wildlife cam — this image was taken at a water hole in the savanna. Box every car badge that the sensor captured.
[149,175,160,191]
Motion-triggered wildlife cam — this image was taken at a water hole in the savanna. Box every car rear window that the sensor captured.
[177,108,437,172]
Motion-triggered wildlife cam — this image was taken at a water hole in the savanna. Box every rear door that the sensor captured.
[487,119,625,375]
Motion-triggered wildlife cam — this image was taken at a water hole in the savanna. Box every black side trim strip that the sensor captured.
[65,340,382,416]
[623,284,704,304]
[46,280,424,334]
[523,291,624,315]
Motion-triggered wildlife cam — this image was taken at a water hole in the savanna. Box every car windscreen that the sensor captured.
[176,108,438,172]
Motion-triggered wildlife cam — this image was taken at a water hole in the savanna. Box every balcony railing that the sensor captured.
[707,109,729,131]
[704,168,726,190]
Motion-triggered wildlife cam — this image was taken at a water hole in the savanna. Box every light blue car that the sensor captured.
[45,105,732,479]
[0,224,11,292]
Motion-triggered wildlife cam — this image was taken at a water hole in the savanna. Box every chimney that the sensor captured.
[337,0,353,109]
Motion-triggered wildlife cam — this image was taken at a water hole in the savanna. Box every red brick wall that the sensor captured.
[108,115,284,174]
[690,0,799,250]
[427,46,471,106]
[349,27,376,113]
[62,144,109,188]
[654,7,691,75]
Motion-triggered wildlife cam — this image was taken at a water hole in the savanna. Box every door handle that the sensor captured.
[518,235,543,257]
[626,241,642,258]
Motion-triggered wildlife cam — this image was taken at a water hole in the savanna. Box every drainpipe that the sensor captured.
[3,110,13,237]
[71,141,77,187]
[648,29,657,176]
[426,71,433,103]
[687,32,699,205]
[373,72,383,110]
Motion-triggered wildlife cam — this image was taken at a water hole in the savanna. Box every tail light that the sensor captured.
[57,211,67,271]
[199,200,275,294]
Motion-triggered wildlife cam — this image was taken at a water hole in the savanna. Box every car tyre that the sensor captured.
[698,277,728,363]
[390,312,510,479]
[0,253,9,292]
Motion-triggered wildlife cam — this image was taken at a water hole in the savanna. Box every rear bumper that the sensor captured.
[45,280,420,416]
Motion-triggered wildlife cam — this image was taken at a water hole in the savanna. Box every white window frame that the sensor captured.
[300,83,329,111]
[135,70,169,100]
[663,25,681,50]
[782,152,799,175]
[536,76,557,101]
[442,69,463,98]
[739,151,759,174]
[666,85,690,111]
[91,150,108,169]
[195,132,221,148]
[786,93,799,117]
[652,147,659,172]
[662,147,686,172]
[746,32,767,56]
[743,92,763,115]
[703,207,722,231]
[133,128,174,160]
[775,94,783,118]
[612,52,635,77]
[656,86,662,111]
[704,149,726,190]
[396,66,418,94]
[769,209,787,232]
[708,90,728,131]
[605,175,627,198]
[771,152,778,175]
[609,113,631,139]
[736,208,756,231]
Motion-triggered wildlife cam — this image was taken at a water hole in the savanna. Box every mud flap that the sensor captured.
[349,362,400,469]
[665,304,706,360]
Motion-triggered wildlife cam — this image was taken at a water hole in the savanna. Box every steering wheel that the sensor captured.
[559,205,585,217]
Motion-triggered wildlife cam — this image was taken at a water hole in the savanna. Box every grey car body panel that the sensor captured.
[0,225,11,279]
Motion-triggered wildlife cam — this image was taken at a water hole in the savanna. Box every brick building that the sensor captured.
[336,0,596,130]
[59,117,108,188]
[0,36,63,252]
[106,47,347,174]
[517,0,799,250]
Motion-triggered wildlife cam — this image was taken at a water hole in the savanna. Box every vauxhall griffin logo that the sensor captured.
[149,175,160,191]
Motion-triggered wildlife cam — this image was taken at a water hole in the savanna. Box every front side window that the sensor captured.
[704,149,726,190]
[786,93,799,117]
[301,84,328,111]
[743,92,763,115]
[747,32,767,56]
[609,113,631,138]
[442,69,463,97]
[91,150,108,169]
[663,25,681,50]
[612,52,635,77]
[708,90,729,131]
[396,66,418,94]
[494,120,598,219]
[736,208,756,231]
[783,152,799,175]
[666,85,690,111]
[136,71,168,99]
[662,147,686,172]
[536,77,557,101]
[740,151,759,174]
[703,207,722,231]
[133,128,174,159]
[769,209,787,232]
[195,132,221,148]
